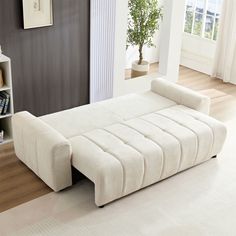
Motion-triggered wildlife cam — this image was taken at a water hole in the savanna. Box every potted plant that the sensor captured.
[127,0,162,78]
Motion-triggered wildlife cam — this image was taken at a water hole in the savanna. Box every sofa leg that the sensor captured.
[212,155,217,159]
[99,205,105,208]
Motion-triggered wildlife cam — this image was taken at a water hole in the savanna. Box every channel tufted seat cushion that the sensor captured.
[70,105,226,206]
[12,78,226,206]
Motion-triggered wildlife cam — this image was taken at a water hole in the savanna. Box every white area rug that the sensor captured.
[0,119,236,236]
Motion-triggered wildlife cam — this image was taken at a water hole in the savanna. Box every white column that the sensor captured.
[113,0,129,97]
[159,0,186,82]
[90,0,116,103]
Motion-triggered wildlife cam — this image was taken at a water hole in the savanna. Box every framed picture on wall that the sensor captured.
[22,0,53,29]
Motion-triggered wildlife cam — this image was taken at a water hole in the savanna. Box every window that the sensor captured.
[184,0,222,40]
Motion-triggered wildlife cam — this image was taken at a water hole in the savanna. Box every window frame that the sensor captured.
[184,0,221,41]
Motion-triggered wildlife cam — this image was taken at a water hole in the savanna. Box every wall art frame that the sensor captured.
[22,0,53,29]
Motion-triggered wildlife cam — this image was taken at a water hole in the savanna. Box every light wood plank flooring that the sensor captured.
[0,144,51,213]
[178,66,236,122]
[1,66,236,213]
[125,62,159,80]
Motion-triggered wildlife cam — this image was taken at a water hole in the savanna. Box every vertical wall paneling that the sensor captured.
[90,0,116,103]
[0,0,90,116]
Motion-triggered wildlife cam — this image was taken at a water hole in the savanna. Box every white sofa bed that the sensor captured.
[12,78,227,207]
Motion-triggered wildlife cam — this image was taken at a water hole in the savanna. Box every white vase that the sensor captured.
[131,60,149,78]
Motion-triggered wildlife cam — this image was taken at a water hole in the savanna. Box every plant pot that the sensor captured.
[131,60,149,78]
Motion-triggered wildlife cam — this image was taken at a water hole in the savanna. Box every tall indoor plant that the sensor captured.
[127,0,162,78]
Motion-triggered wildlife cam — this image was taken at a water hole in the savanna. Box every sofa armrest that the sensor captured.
[151,78,211,114]
[12,111,72,191]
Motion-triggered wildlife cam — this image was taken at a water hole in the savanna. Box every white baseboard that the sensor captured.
[180,50,214,75]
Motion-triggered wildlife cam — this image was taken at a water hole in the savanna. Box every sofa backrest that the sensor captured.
[40,91,176,139]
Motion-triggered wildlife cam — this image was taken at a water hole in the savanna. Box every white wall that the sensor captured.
[113,0,129,96]
[159,0,186,82]
[180,33,216,75]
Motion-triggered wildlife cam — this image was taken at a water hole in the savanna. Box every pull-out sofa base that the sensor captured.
[70,105,226,206]
[12,78,227,206]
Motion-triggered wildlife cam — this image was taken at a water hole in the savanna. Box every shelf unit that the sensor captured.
[0,54,14,145]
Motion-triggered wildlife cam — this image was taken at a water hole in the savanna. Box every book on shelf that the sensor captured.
[0,94,5,114]
[0,91,10,115]
[1,91,10,115]
[0,130,4,143]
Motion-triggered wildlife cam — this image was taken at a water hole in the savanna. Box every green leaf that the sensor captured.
[127,0,162,64]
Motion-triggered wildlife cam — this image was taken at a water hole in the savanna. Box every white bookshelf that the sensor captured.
[0,54,14,145]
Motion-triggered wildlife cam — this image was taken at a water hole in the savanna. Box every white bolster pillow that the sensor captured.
[151,78,211,114]
[12,111,72,191]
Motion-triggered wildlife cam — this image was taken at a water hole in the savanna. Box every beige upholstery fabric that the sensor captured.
[151,78,211,114]
[70,105,226,206]
[40,91,176,138]
[12,78,226,205]
[12,112,72,191]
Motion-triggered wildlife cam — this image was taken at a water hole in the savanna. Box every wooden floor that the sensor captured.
[0,144,52,213]
[178,66,236,122]
[1,66,236,213]
[125,62,159,80]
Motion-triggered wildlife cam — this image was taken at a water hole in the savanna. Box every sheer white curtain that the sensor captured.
[212,0,236,84]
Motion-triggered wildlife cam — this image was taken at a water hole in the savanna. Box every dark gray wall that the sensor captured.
[0,0,90,116]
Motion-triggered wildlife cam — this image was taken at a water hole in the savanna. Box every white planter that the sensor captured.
[131,60,150,78]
